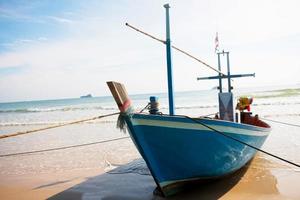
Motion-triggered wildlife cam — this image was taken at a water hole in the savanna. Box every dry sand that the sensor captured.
[0,169,102,200]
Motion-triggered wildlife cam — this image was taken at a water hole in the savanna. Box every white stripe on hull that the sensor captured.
[132,118,270,136]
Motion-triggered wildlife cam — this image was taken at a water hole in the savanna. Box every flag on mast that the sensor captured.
[215,32,219,53]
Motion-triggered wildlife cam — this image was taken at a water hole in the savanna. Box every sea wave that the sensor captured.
[164,105,218,110]
[252,101,300,106]
[0,106,118,113]
[247,88,300,99]
[2,112,299,127]
[262,113,300,118]
[169,101,300,109]
[0,120,117,127]
[0,105,218,113]
[1,100,300,113]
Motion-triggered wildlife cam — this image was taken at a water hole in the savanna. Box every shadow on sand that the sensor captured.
[46,158,256,200]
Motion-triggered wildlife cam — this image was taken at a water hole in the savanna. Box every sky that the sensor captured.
[0,0,299,102]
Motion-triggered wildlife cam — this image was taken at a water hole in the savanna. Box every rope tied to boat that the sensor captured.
[260,117,300,128]
[116,106,136,133]
[0,112,120,140]
[117,113,128,133]
[178,114,300,168]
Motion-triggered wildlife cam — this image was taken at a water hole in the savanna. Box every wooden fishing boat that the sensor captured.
[107,4,271,197]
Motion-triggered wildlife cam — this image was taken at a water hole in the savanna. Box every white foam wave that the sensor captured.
[0,106,118,113]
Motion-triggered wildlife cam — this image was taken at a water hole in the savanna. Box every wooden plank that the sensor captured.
[107,82,122,106]
[106,81,129,107]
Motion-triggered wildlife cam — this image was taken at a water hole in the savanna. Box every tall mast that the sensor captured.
[164,4,175,115]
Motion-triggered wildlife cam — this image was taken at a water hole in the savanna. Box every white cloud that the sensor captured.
[47,16,76,24]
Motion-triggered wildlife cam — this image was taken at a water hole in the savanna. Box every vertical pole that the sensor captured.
[164,4,175,115]
[226,52,231,92]
[217,53,223,93]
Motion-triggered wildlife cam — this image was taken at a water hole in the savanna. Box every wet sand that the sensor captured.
[0,115,300,199]
[47,155,300,200]
[1,154,299,200]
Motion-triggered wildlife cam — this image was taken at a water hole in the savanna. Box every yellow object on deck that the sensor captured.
[236,97,253,111]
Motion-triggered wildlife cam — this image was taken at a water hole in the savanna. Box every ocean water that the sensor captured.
[0,85,299,132]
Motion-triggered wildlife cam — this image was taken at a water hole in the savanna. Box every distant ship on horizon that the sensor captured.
[80,94,92,98]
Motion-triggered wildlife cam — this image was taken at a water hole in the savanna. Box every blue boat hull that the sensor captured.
[125,113,271,196]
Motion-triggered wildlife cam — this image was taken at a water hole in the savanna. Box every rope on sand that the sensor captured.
[0,112,120,140]
[0,136,130,158]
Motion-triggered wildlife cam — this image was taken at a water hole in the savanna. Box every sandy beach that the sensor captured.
[0,113,300,200]
[0,0,299,199]
[0,122,139,200]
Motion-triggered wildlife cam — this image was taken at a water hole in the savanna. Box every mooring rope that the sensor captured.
[0,112,120,140]
[139,103,150,113]
[260,117,300,128]
[2,109,299,168]
[177,114,300,168]
[0,136,130,158]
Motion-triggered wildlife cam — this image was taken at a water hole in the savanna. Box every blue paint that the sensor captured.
[217,53,223,93]
[113,4,270,197]
[125,113,270,195]
[133,113,269,132]
[164,4,175,115]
